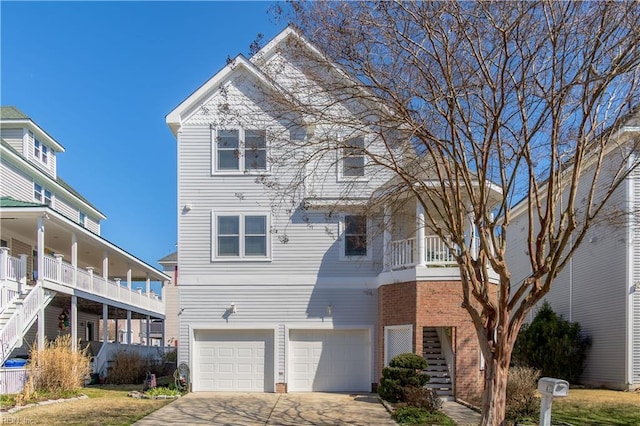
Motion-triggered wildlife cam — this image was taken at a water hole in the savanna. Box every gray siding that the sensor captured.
[178,284,378,376]
[1,128,25,154]
[0,157,33,201]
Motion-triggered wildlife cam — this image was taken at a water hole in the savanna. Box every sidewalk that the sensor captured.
[441,401,481,426]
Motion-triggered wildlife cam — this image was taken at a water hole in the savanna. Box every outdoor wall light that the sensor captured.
[229,303,237,314]
[183,204,192,213]
[326,304,333,316]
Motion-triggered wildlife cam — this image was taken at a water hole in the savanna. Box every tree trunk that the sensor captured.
[480,352,511,426]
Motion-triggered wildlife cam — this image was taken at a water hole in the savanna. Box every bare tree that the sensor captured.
[215,1,640,424]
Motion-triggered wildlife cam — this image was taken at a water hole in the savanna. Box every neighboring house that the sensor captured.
[158,251,178,347]
[505,111,640,391]
[166,27,498,399]
[0,106,170,392]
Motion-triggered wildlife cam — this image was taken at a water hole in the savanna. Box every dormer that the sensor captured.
[0,106,65,179]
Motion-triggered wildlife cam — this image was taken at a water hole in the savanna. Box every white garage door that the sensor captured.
[289,329,370,392]
[194,329,274,392]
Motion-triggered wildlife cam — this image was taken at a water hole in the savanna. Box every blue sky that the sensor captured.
[1,2,283,275]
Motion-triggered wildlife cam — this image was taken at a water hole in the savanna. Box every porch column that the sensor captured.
[416,202,426,267]
[71,295,78,351]
[383,206,391,271]
[146,275,151,297]
[0,246,7,280]
[126,266,132,290]
[71,234,77,288]
[37,215,45,350]
[38,284,45,349]
[146,315,151,346]
[54,254,64,282]
[37,215,45,283]
[102,251,109,282]
[468,213,477,260]
[102,303,109,343]
[126,310,132,345]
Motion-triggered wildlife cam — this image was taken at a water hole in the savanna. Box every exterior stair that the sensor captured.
[0,283,54,364]
[423,326,453,398]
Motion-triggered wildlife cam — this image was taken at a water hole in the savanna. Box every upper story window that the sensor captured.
[341,137,366,179]
[212,212,270,260]
[79,212,87,227]
[33,135,49,165]
[213,128,267,173]
[34,183,52,206]
[340,214,370,260]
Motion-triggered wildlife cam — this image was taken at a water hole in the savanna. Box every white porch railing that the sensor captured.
[0,283,44,359]
[0,367,28,394]
[40,255,163,314]
[391,238,416,269]
[390,235,462,269]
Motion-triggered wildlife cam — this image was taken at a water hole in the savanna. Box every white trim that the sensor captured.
[626,156,635,385]
[211,210,272,261]
[211,127,269,175]
[1,119,65,152]
[336,135,370,183]
[338,214,373,261]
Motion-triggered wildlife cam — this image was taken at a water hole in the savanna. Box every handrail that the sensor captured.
[40,255,163,314]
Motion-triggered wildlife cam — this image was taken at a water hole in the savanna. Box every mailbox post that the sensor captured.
[537,377,569,426]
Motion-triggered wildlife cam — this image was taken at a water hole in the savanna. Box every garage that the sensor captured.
[193,329,274,392]
[289,329,370,392]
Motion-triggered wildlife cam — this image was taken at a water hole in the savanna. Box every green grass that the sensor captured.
[552,399,640,425]
[393,406,456,425]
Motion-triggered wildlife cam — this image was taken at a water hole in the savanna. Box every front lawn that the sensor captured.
[0,385,174,426]
[552,389,640,426]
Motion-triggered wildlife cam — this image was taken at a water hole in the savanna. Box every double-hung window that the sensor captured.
[213,212,270,260]
[79,212,87,227]
[33,136,49,164]
[340,214,370,259]
[341,137,365,178]
[214,128,267,173]
[33,183,52,206]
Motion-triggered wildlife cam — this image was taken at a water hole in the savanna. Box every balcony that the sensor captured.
[1,250,163,315]
[390,235,459,269]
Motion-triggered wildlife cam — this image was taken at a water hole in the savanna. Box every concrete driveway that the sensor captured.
[134,392,397,425]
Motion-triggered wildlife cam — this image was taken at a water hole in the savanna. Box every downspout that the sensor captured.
[625,152,634,387]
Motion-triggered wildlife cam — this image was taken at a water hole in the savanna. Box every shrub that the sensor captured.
[512,301,591,383]
[378,353,430,403]
[506,366,540,422]
[403,386,442,412]
[21,335,90,399]
[145,386,181,397]
[105,350,166,385]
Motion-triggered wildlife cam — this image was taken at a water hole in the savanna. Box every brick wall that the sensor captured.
[378,280,485,401]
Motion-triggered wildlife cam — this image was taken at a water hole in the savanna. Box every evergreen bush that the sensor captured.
[378,353,429,403]
[512,301,591,383]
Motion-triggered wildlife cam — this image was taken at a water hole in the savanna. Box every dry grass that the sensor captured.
[16,335,90,405]
[2,385,173,425]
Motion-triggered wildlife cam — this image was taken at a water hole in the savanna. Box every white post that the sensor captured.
[126,310,132,345]
[18,254,27,293]
[383,206,391,271]
[126,267,132,290]
[102,303,109,343]
[71,295,78,351]
[146,315,151,346]
[38,284,45,349]
[469,212,477,260]
[71,234,77,289]
[416,202,426,266]
[54,254,64,283]
[0,246,8,280]
[114,278,122,301]
[146,275,151,298]
[87,267,94,293]
[37,215,45,283]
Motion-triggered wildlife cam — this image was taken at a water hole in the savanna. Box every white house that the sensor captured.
[0,106,170,392]
[505,110,640,391]
[167,27,499,399]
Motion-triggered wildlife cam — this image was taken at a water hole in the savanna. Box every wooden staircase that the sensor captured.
[0,283,54,364]
[423,327,453,398]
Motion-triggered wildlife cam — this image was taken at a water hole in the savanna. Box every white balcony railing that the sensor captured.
[390,235,462,269]
[1,254,164,314]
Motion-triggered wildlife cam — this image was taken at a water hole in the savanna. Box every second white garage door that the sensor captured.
[193,329,274,392]
[289,329,370,392]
